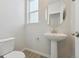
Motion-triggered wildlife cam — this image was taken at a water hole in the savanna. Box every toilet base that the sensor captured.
[4,51,25,58]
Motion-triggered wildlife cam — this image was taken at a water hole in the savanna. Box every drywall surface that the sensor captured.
[0,0,25,50]
[25,0,72,57]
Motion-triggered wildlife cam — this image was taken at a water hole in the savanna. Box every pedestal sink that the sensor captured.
[44,33,67,58]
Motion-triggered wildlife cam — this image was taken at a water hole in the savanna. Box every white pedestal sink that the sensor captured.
[44,33,67,58]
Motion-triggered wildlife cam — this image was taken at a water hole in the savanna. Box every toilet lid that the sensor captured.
[4,51,25,58]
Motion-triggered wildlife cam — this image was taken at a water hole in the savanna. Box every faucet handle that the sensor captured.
[72,32,79,37]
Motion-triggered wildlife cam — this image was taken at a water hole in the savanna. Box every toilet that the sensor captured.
[4,51,25,58]
[0,37,25,58]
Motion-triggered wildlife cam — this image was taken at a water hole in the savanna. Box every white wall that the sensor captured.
[25,0,72,57]
[0,0,25,50]
[57,0,72,33]
[25,0,51,57]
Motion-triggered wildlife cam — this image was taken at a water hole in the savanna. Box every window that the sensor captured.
[27,0,39,24]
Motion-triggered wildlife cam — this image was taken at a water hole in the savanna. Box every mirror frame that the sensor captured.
[45,0,66,28]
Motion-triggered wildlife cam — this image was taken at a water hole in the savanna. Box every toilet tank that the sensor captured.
[0,37,15,56]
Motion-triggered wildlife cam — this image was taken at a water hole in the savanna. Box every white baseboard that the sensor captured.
[22,48,50,58]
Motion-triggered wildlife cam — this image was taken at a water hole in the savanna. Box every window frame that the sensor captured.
[27,0,40,24]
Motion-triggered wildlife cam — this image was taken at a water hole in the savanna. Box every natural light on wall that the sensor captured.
[27,0,39,24]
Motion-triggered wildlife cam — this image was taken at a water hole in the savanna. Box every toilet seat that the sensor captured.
[4,51,25,58]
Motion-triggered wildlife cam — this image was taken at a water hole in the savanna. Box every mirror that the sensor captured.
[45,0,66,32]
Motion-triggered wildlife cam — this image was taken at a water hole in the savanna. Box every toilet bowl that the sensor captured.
[0,37,25,58]
[4,51,25,58]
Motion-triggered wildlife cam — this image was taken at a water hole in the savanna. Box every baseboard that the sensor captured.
[22,48,50,58]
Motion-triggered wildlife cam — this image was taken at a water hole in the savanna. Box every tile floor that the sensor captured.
[23,49,47,58]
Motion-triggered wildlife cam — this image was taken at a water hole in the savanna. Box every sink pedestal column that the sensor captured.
[51,40,57,58]
[44,33,67,58]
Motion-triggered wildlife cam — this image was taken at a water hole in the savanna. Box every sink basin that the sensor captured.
[44,33,67,41]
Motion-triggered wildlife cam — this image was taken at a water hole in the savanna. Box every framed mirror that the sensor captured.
[45,0,66,30]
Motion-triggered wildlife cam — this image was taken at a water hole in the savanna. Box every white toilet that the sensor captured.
[0,37,25,58]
